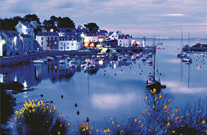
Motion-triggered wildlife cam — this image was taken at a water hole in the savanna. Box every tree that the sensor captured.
[84,23,99,33]
[24,14,40,23]
[58,17,75,28]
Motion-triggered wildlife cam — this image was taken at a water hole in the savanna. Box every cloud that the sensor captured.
[163,81,207,94]
[91,93,137,110]
[0,0,206,37]
[162,14,185,17]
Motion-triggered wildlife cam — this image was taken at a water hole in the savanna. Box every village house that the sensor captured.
[59,36,82,51]
[0,30,23,56]
[108,31,123,40]
[15,21,34,38]
[118,34,132,47]
[36,31,59,50]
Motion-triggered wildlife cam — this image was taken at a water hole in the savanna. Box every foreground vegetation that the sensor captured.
[12,89,207,135]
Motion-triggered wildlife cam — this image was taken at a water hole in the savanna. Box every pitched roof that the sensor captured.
[36,31,59,36]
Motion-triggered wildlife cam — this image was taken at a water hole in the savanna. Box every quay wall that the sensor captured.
[0,50,100,67]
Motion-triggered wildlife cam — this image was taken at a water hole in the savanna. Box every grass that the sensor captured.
[12,89,207,135]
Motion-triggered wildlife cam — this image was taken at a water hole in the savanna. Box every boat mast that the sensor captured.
[180,29,183,48]
[153,48,156,81]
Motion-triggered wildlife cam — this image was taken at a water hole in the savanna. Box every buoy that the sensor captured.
[115,73,116,76]
[77,111,80,115]
[40,94,43,97]
[75,103,77,107]
[61,95,63,98]
[86,117,89,122]
[50,101,53,103]
[104,73,106,76]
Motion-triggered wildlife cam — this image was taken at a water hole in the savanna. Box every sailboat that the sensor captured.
[177,29,187,58]
[146,48,166,93]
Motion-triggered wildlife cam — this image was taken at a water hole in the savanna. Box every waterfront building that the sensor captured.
[118,34,132,47]
[15,21,35,38]
[36,31,59,50]
[0,30,23,56]
[59,36,81,51]
[19,34,34,53]
[108,31,123,40]
[30,21,41,29]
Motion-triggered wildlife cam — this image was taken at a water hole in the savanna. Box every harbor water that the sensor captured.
[1,38,207,131]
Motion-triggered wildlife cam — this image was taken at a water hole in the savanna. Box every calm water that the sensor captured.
[1,39,207,131]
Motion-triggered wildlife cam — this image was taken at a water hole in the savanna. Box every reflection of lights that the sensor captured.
[55,65,57,70]
[98,60,104,65]
[55,41,57,45]
[23,80,28,88]
[14,36,17,44]
[14,75,17,82]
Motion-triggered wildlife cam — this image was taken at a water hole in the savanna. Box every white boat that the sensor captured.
[32,59,45,63]
[182,57,192,63]
[147,58,153,66]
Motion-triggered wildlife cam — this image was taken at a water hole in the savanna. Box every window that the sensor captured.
[67,47,69,49]
[41,42,43,45]
[41,37,43,40]
[71,43,74,46]
[60,47,63,49]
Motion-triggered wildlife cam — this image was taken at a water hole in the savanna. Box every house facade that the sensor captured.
[108,31,123,40]
[118,34,132,47]
[15,21,34,37]
[36,32,59,50]
[59,37,81,51]
[0,30,23,56]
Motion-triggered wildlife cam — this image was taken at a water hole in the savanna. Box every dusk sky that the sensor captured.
[0,0,206,38]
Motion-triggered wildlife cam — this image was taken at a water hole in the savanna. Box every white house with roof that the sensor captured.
[36,31,59,50]
[59,37,81,51]
[15,21,34,37]
[118,34,132,47]
[108,31,123,40]
[0,30,23,56]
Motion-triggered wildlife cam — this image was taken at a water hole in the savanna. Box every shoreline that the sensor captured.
[0,49,101,67]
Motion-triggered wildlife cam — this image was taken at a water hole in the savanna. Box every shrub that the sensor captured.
[14,99,70,135]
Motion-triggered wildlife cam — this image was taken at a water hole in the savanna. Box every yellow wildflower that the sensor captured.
[164,105,167,110]
[112,121,114,125]
[168,99,171,103]
[175,108,178,113]
[153,88,156,93]
[159,94,162,99]
[202,120,205,125]
[167,122,170,126]
[96,130,99,132]
[134,118,138,123]
[155,97,157,101]
[172,130,175,134]
[118,125,120,127]
[146,96,148,100]
[82,128,85,132]
[89,131,92,134]
[149,129,151,132]
[153,104,156,109]
[139,120,141,123]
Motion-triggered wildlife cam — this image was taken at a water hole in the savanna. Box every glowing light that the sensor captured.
[99,38,103,42]
[14,36,17,44]
[81,33,85,38]
[55,65,57,70]
[50,29,54,32]
[23,80,28,88]
[14,75,17,82]
[55,41,57,45]
[2,39,6,45]
[98,60,104,65]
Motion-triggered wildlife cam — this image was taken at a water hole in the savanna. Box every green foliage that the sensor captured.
[84,23,99,33]
[14,99,70,135]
